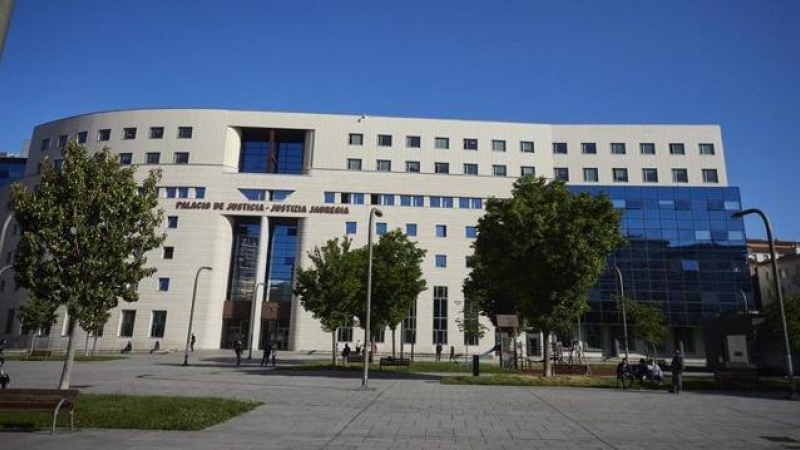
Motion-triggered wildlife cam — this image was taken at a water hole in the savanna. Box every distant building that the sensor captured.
[746,239,800,309]
[0,153,25,188]
[755,254,800,307]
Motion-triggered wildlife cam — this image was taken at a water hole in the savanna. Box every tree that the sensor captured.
[622,298,669,360]
[294,237,362,365]
[11,141,164,388]
[16,297,58,355]
[456,297,488,359]
[464,176,625,376]
[764,294,800,352]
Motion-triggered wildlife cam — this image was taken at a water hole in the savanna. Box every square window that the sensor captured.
[434,137,449,149]
[611,143,626,155]
[377,134,392,147]
[119,153,133,165]
[98,129,111,141]
[642,168,658,183]
[435,224,447,238]
[554,167,569,181]
[347,158,362,171]
[146,152,161,164]
[324,192,335,203]
[465,226,477,238]
[434,162,449,174]
[463,163,478,175]
[520,141,534,153]
[406,136,421,148]
[405,223,417,237]
[196,187,206,199]
[348,133,363,146]
[553,142,568,154]
[178,187,189,198]
[405,161,420,173]
[163,247,174,259]
[167,216,178,228]
[40,138,50,151]
[463,138,478,150]
[346,221,357,235]
[76,131,88,144]
[669,143,685,155]
[613,168,629,182]
[435,254,447,268]
[520,166,535,177]
[57,134,68,148]
[442,197,454,208]
[376,222,387,235]
[430,196,441,208]
[581,142,597,154]
[174,152,189,164]
[177,126,193,139]
[166,187,177,198]
[699,143,715,155]
[640,143,656,155]
[672,169,689,183]
[702,169,718,183]
[158,278,170,291]
[150,311,167,338]
[492,140,506,152]
[492,165,507,177]
[583,168,599,182]
[123,128,137,140]
[150,127,164,139]
[376,159,391,172]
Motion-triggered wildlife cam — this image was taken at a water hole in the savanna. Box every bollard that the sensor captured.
[473,355,480,377]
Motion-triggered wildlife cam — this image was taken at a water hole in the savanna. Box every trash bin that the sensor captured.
[473,355,480,377]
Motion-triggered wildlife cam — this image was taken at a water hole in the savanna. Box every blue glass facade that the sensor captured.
[238,128,305,174]
[0,157,26,188]
[266,219,298,304]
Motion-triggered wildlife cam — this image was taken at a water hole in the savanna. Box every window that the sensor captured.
[370,193,394,206]
[145,152,160,164]
[337,319,354,342]
[377,134,392,147]
[672,168,689,183]
[520,141,534,153]
[640,143,656,155]
[435,254,447,268]
[435,225,447,238]
[177,126,193,139]
[642,168,659,183]
[123,128,137,140]
[405,223,417,237]
[347,158,362,171]
[581,142,597,154]
[611,143,626,155]
[612,168,629,182]
[167,216,178,228]
[163,247,174,259]
[434,162,450,174]
[492,140,506,152]
[403,304,417,344]
[434,137,449,149]
[119,310,136,337]
[196,187,206,199]
[433,286,448,345]
[406,136,421,148]
[400,195,423,207]
[40,138,50,151]
[57,134,68,148]
[376,222,387,235]
[98,129,111,141]
[119,153,133,165]
[324,192,335,203]
[76,131,88,144]
[669,143,685,155]
[348,133,363,146]
[405,161,420,173]
[463,300,480,346]
[149,127,164,139]
[492,165,507,177]
[158,278,170,291]
[174,152,189,164]
[681,260,700,272]
[553,167,569,181]
[463,138,478,150]
[376,159,392,172]
[702,169,719,183]
[583,168,599,182]
[177,187,189,198]
[699,143,715,155]
[465,226,477,238]
[521,166,535,177]
[346,221,357,235]
[241,189,267,201]
[150,311,167,338]
[553,142,567,154]
[463,163,478,175]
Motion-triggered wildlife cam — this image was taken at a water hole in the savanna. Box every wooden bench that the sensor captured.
[714,369,759,390]
[379,357,410,371]
[0,388,79,434]
[346,354,365,364]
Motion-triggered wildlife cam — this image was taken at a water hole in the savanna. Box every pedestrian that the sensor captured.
[435,342,443,361]
[341,343,351,366]
[270,340,278,367]
[355,341,361,355]
[0,365,9,389]
[260,343,270,367]
[233,338,243,366]
[670,348,684,394]
[449,345,456,362]
[616,357,630,390]
[190,334,196,352]
[636,358,649,389]
[648,359,664,386]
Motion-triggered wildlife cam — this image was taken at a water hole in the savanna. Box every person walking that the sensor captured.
[270,340,278,367]
[260,343,270,367]
[449,346,456,362]
[0,365,9,389]
[233,338,244,366]
[341,343,351,366]
[435,342,443,361]
[190,334,196,352]
[670,348,684,394]
[616,357,631,390]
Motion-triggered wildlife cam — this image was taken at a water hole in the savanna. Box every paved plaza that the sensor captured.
[1,351,799,449]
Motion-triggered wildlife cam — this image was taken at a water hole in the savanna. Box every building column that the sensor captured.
[249,216,270,356]
[288,217,308,351]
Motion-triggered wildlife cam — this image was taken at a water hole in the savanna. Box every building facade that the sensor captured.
[0,109,750,358]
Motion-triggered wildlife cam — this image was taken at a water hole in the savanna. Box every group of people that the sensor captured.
[340,341,379,364]
[231,338,278,367]
[434,343,458,362]
[616,348,684,393]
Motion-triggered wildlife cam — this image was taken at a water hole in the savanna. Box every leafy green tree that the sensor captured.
[456,298,488,358]
[11,141,164,388]
[622,298,669,360]
[16,297,58,355]
[294,237,362,365]
[464,176,625,376]
[764,294,800,352]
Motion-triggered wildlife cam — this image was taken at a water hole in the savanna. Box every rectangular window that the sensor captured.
[520,166,535,177]
[123,128,137,140]
[492,165,507,177]
[583,167,599,182]
[702,168,719,183]
[520,141,534,153]
[174,152,189,164]
[405,223,417,237]
[553,167,569,181]
[166,187,177,199]
[435,224,447,238]
[149,127,164,139]
[119,153,133,165]
[348,133,363,146]
[403,304,417,344]
[146,152,161,164]
[167,216,178,228]
[434,137,449,149]
[178,187,189,198]
[465,226,477,238]
[377,134,392,147]
[57,134,68,148]
[40,138,50,151]
[158,278,170,291]
[195,187,206,199]
[177,126,193,139]
[376,159,392,172]
[76,131,88,144]
[434,162,450,174]
[376,222,387,236]
[672,168,689,183]
[406,136,421,148]
[553,142,567,154]
[98,129,111,141]
[346,221,357,235]
[433,286,448,345]
[163,247,174,259]
[463,163,478,175]
[405,161,420,173]
[640,143,656,155]
[119,310,136,337]
[324,192,335,204]
[611,143,626,154]
[612,168,629,182]
[699,143,715,155]
[150,311,167,338]
[463,138,478,150]
[337,319,354,342]
[669,143,685,155]
[347,158,362,171]
[466,256,474,268]
[435,254,447,268]
[581,142,597,154]
[642,168,659,183]
[463,300,480,347]
[492,140,506,152]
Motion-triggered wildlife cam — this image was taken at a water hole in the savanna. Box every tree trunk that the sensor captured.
[92,334,98,356]
[542,331,552,377]
[84,330,90,357]
[28,330,37,355]
[331,331,337,366]
[391,327,396,358]
[58,319,78,389]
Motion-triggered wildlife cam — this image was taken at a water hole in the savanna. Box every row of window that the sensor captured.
[3,308,167,338]
[40,127,194,151]
[556,168,719,184]
[324,192,483,209]
[345,221,477,239]
[120,151,190,165]
[347,133,715,156]
[162,187,206,199]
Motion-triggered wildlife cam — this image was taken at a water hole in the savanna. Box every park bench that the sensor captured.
[379,357,410,371]
[346,354,365,364]
[0,388,79,434]
[29,350,53,358]
[714,368,759,390]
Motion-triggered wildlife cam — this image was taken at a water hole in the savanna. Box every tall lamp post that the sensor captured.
[732,208,795,399]
[361,207,383,390]
[247,281,266,360]
[183,266,212,367]
[613,265,630,360]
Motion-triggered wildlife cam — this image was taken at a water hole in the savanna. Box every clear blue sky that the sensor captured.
[1,1,798,241]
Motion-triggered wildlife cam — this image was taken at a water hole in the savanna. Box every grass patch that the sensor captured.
[0,393,261,431]
[3,354,126,362]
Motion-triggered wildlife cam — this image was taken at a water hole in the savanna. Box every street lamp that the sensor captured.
[362,207,383,390]
[183,266,212,367]
[732,208,795,399]
[613,265,630,361]
[247,281,266,360]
